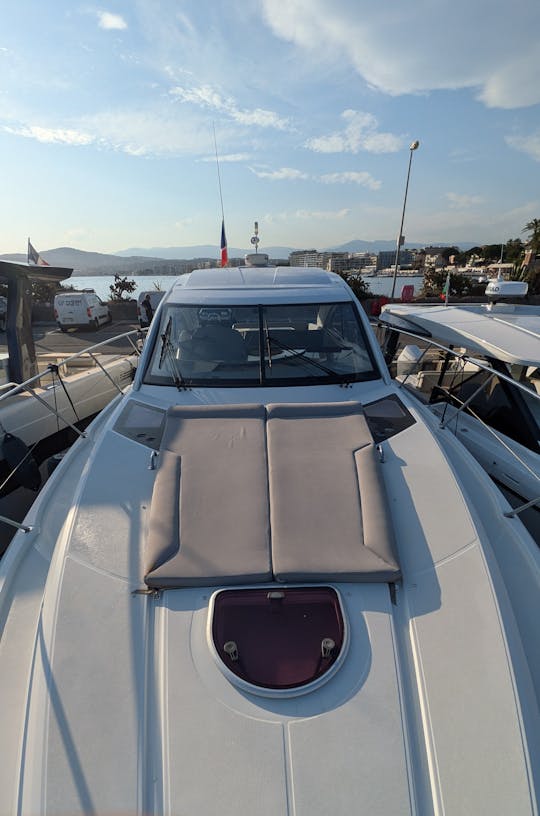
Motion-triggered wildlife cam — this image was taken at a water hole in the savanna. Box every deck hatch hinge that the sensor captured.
[132,587,161,598]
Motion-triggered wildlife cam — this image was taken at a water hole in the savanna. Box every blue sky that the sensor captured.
[1,0,539,255]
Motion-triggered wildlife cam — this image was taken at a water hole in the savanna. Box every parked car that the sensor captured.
[137,290,165,327]
[54,290,111,332]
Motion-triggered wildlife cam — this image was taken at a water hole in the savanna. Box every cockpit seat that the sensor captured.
[190,324,248,363]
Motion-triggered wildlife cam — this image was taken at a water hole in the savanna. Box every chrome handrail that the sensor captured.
[378,320,540,516]
[0,327,146,528]
[0,327,144,404]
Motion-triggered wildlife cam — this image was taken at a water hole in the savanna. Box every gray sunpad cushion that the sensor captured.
[144,401,400,588]
[267,402,399,582]
[145,404,271,587]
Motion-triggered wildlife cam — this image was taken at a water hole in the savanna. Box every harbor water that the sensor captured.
[64,274,425,302]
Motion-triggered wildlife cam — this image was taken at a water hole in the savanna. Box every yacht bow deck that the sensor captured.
[0,266,539,815]
[0,389,537,814]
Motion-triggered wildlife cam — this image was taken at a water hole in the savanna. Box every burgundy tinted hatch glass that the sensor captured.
[212,587,345,690]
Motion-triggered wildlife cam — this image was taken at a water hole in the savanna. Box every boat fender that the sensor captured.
[1,432,41,491]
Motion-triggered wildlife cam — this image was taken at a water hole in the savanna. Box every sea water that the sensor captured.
[64,274,425,302]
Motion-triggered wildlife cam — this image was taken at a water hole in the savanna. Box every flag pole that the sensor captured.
[213,123,228,267]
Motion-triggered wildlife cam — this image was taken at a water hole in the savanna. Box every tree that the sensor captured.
[336,271,371,300]
[520,219,540,294]
[421,270,485,299]
[31,281,63,305]
[522,219,540,252]
[504,239,523,264]
[109,274,137,301]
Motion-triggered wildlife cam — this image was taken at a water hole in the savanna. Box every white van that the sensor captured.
[54,290,111,332]
[137,290,165,327]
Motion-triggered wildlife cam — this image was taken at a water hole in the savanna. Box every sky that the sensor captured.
[1,0,540,256]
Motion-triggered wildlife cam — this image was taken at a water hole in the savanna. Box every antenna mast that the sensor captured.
[213,123,228,267]
[213,122,226,223]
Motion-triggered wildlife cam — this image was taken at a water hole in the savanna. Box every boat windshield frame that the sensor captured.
[143,300,381,388]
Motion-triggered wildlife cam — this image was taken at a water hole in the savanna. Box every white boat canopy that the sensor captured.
[380,303,540,367]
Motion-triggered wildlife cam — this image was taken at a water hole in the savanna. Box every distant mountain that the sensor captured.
[0,239,479,276]
[0,247,192,276]
[117,240,478,259]
[115,245,295,260]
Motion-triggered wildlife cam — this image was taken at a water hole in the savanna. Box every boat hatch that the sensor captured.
[363,395,416,443]
[212,587,345,690]
[114,400,166,449]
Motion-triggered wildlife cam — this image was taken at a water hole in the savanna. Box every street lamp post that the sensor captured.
[390,140,420,300]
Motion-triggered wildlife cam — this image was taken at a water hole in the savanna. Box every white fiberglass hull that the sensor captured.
[0,354,135,452]
[0,387,538,815]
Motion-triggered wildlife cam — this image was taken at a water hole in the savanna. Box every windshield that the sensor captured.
[143,301,379,387]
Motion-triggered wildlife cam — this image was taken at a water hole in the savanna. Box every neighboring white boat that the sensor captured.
[0,266,539,815]
[378,299,540,535]
[0,330,140,493]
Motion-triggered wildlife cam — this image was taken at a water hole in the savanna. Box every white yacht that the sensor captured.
[0,266,539,815]
[378,299,540,537]
[0,334,139,495]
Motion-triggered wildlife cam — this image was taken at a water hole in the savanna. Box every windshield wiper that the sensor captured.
[158,317,172,369]
[263,318,272,370]
[158,317,187,390]
[265,334,339,378]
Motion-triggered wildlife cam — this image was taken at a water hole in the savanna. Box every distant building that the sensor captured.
[288,250,352,271]
[324,253,350,273]
[349,252,378,270]
[289,249,322,267]
[423,248,446,268]
[376,249,414,271]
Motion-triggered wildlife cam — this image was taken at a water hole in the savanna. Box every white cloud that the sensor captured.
[79,108,215,155]
[264,208,351,223]
[97,11,127,30]
[445,192,484,209]
[171,84,291,130]
[506,132,540,162]
[250,166,309,181]
[250,165,382,188]
[174,217,194,230]
[320,171,381,190]
[306,110,402,154]
[261,0,540,109]
[249,167,381,190]
[294,208,350,221]
[2,106,237,158]
[3,124,94,146]
[200,153,251,163]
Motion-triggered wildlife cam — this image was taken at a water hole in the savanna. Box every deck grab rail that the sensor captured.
[378,321,540,517]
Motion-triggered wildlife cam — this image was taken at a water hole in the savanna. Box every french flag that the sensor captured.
[220,219,228,267]
[27,238,50,266]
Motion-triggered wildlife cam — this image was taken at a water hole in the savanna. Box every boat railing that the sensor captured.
[0,328,146,517]
[0,327,144,404]
[377,320,540,518]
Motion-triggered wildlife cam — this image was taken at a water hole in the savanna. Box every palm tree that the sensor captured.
[522,219,540,252]
[521,219,540,294]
